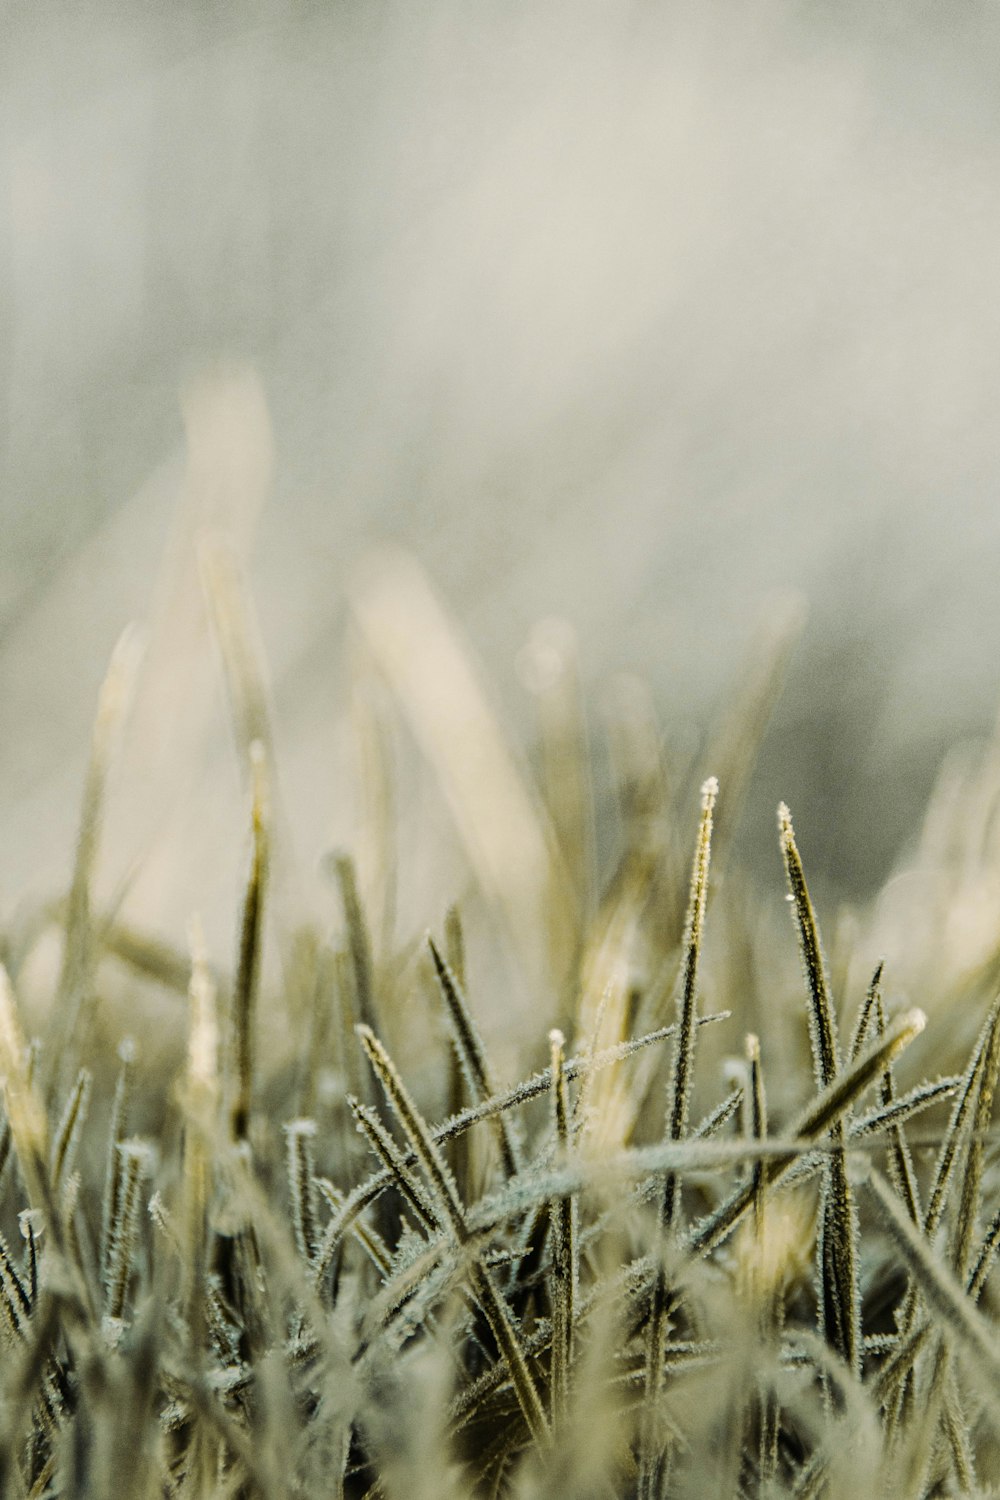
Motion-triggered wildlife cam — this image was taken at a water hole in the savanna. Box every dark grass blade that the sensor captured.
[968,1199,1000,1302]
[229,749,269,1143]
[284,1120,319,1268]
[780,805,858,1375]
[662,777,719,1217]
[745,1034,780,1486]
[779,805,838,1091]
[747,1033,768,1240]
[428,935,520,1179]
[50,1070,91,1198]
[847,960,885,1064]
[547,1029,576,1426]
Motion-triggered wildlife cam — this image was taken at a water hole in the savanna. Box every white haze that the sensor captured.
[3,0,1000,964]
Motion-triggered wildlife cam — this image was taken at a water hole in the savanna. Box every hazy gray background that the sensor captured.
[3,0,1000,959]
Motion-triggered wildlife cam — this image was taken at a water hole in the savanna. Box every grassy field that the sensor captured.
[1,566,1000,1500]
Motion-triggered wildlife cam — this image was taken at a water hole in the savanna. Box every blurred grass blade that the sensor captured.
[350,549,571,1001]
[700,594,805,879]
[51,626,142,1078]
[50,1070,91,1199]
[521,617,597,957]
[333,854,377,1036]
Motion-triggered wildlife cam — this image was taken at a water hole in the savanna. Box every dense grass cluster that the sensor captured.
[2,580,1000,1499]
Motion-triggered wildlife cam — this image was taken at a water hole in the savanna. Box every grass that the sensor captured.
[2,562,1000,1498]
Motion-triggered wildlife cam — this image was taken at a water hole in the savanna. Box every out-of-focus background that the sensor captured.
[3,0,1000,979]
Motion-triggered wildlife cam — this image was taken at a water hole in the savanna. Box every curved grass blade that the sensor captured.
[315,1178,392,1279]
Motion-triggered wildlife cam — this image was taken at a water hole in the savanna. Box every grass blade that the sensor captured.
[428,935,519,1179]
[779,804,838,1090]
[548,1029,576,1426]
[640,776,717,1499]
[230,745,269,1143]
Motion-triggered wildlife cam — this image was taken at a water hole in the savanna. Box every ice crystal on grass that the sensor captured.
[4,575,1000,1499]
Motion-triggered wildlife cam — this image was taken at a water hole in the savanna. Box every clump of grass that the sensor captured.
[4,570,1000,1499]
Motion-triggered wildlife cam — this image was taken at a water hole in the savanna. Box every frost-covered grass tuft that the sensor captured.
[4,572,1000,1499]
